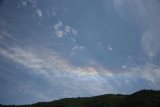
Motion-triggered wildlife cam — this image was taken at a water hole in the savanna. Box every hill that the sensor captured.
[0,90,160,107]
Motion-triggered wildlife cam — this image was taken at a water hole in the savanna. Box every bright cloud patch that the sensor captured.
[54,21,77,38]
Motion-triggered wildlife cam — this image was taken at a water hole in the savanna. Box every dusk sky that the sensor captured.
[0,0,160,105]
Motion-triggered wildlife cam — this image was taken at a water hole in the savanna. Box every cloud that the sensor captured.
[108,45,113,51]
[113,0,160,60]
[27,0,37,8]
[141,64,160,84]
[0,30,12,39]
[0,46,71,77]
[97,42,113,53]
[1,40,160,103]
[70,45,85,55]
[1,1,160,104]
[36,9,43,17]
[1,43,160,85]
[128,64,160,88]
[54,21,77,38]
[1,30,160,103]
[22,1,27,7]
[18,1,43,18]
[0,46,104,77]
[0,42,113,96]
[142,28,160,59]
[113,0,159,24]
[122,65,127,69]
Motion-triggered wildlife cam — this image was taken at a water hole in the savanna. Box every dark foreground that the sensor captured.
[1,90,160,107]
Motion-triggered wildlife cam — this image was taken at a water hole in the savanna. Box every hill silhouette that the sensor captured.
[0,89,160,107]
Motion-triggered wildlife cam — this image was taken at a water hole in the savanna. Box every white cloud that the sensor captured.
[54,21,77,38]
[108,45,113,51]
[28,0,37,8]
[70,45,85,55]
[72,45,85,51]
[19,0,37,8]
[122,65,126,69]
[22,1,27,7]
[129,64,160,86]
[142,65,160,84]
[36,9,43,17]
[97,42,113,52]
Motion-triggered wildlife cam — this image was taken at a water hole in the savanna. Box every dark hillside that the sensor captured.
[1,90,160,107]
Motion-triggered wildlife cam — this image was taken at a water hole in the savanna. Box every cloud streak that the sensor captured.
[1,40,160,95]
[1,44,160,104]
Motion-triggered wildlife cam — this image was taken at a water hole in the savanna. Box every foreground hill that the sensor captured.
[1,90,160,107]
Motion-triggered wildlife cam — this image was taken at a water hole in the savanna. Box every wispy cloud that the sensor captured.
[54,21,77,38]
[18,0,43,18]
[70,45,85,55]
[113,0,160,60]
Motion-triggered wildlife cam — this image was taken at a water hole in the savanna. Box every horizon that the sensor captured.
[0,0,160,105]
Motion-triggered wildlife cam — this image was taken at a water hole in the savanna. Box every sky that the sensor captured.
[0,0,160,105]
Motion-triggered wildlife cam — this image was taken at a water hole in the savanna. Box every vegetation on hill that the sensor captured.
[1,90,160,107]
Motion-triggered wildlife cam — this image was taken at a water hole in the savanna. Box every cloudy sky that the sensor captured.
[0,0,160,105]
